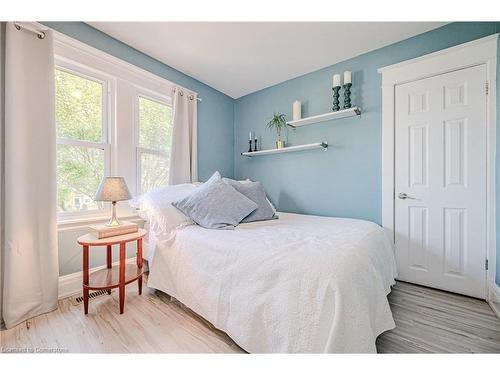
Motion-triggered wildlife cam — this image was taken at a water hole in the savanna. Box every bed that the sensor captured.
[144,211,397,353]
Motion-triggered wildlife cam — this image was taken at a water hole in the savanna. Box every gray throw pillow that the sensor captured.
[223,179,277,223]
[172,172,258,229]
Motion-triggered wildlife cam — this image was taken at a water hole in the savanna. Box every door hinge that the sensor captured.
[486,81,489,95]
[485,259,489,270]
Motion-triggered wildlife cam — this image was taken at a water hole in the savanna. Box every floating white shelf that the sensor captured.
[241,142,328,157]
[287,106,361,128]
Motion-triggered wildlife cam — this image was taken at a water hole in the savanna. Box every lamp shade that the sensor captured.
[94,177,131,202]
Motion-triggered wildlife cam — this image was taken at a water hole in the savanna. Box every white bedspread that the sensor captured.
[147,212,397,353]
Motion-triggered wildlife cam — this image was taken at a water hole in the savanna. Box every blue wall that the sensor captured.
[233,22,500,285]
[43,22,235,181]
[21,22,500,285]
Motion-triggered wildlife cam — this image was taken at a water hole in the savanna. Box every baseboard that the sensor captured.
[58,257,148,299]
[488,281,500,320]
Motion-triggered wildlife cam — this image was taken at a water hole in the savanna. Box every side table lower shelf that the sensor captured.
[85,264,142,290]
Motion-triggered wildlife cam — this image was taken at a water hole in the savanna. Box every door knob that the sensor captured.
[398,192,415,200]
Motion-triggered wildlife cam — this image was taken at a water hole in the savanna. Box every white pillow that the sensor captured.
[130,183,198,240]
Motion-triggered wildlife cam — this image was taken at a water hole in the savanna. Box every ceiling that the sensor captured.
[88,22,446,98]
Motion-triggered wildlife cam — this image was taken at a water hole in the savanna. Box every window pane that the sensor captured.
[55,69,103,142]
[139,96,172,152]
[57,144,104,212]
[140,152,169,194]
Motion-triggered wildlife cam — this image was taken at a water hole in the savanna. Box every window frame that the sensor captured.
[51,27,194,226]
[55,59,114,220]
[134,90,173,194]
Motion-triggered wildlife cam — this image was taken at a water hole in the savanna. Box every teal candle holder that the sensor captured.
[332,86,341,112]
[343,83,352,109]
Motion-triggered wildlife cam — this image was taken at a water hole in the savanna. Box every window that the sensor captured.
[54,34,180,222]
[136,95,173,194]
[55,67,110,215]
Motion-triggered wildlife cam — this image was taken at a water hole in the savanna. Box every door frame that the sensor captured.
[378,34,498,300]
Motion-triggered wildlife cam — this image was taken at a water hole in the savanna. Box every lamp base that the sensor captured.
[105,201,121,227]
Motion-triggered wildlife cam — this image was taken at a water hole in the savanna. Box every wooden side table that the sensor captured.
[77,229,147,315]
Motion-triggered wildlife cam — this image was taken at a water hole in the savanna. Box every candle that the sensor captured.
[292,100,302,121]
[332,74,341,87]
[344,71,352,85]
[249,131,252,141]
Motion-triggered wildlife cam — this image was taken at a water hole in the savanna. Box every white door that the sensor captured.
[394,64,487,299]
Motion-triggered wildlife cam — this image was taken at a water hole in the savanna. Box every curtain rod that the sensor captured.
[14,22,46,40]
[173,87,203,102]
[17,21,204,103]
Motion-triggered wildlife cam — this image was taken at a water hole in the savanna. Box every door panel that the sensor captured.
[408,123,429,187]
[443,208,466,276]
[408,206,428,271]
[394,64,487,298]
[444,118,466,187]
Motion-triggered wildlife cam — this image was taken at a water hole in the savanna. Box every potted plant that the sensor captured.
[266,113,287,149]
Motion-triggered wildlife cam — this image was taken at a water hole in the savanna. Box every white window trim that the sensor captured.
[136,148,170,195]
[50,24,197,100]
[378,34,498,301]
[43,22,199,227]
[55,60,114,221]
[135,92,173,194]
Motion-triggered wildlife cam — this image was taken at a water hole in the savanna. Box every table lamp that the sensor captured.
[94,177,132,226]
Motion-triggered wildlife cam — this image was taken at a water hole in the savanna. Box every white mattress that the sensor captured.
[147,212,397,353]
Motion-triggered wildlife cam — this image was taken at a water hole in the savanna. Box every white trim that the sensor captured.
[379,34,498,300]
[27,21,198,97]
[58,256,149,299]
[489,281,500,320]
[49,24,197,98]
[135,93,173,194]
[55,47,115,222]
[136,87,173,107]
[57,214,143,231]
[136,148,170,194]
[48,21,183,221]
[57,138,109,150]
[378,34,499,74]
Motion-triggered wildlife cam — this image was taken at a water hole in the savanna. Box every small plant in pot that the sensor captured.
[266,113,287,149]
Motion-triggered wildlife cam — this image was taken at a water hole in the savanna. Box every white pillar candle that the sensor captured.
[249,131,252,141]
[292,100,302,121]
[332,74,341,87]
[343,71,352,85]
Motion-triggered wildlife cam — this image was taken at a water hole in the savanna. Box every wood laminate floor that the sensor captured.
[377,282,500,353]
[1,280,499,353]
